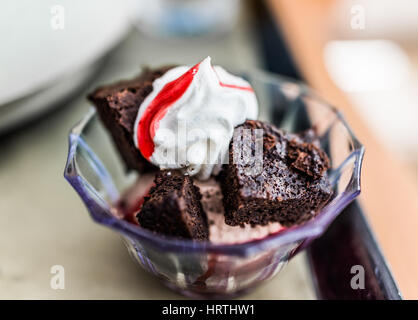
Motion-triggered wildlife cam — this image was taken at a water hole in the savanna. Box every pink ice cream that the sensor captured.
[117,175,284,243]
[195,179,284,244]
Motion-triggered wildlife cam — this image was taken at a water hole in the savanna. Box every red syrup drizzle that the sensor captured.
[137,62,201,160]
[136,61,254,161]
[213,66,254,92]
[193,226,287,288]
[116,193,146,225]
[219,83,254,91]
[116,181,155,225]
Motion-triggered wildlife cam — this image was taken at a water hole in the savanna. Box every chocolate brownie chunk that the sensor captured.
[287,130,330,179]
[219,120,332,227]
[137,171,209,240]
[88,66,174,173]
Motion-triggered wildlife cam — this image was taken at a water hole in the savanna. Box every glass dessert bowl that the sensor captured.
[64,69,364,298]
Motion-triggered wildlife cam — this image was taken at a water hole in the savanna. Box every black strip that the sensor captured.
[0,300,412,316]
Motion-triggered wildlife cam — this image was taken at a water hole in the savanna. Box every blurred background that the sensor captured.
[1,0,417,299]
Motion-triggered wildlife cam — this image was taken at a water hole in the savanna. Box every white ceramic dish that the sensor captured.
[0,0,131,132]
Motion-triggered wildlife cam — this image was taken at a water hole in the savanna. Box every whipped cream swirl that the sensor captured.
[133,56,258,180]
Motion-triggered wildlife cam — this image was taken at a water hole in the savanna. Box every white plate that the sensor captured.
[0,59,104,134]
[0,0,131,107]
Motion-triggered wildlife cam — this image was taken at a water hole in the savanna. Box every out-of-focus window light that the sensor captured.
[324,40,411,92]
[324,40,418,159]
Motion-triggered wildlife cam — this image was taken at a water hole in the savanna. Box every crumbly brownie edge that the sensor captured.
[180,178,209,240]
[88,66,174,173]
[137,172,209,240]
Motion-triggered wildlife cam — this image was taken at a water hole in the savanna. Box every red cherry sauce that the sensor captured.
[136,62,201,160]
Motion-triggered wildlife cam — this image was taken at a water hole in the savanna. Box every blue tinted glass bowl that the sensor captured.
[64,70,364,298]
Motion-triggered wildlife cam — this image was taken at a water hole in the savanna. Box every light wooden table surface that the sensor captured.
[0,12,316,299]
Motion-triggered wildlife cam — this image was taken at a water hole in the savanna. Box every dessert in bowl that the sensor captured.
[64,57,364,298]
